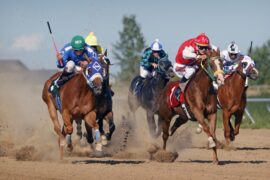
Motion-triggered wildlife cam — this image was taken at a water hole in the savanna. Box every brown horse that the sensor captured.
[158,49,224,164]
[217,58,259,146]
[77,54,115,146]
[42,60,105,160]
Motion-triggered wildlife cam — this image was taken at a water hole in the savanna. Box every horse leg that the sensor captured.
[146,110,157,138]
[162,119,170,150]
[75,119,82,139]
[234,109,244,137]
[222,110,232,146]
[84,121,94,144]
[84,111,102,152]
[154,116,163,138]
[170,116,188,136]
[194,109,218,164]
[229,118,235,141]
[62,109,73,152]
[46,101,66,160]
[104,112,115,141]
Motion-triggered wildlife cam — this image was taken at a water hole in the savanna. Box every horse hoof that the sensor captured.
[195,127,202,134]
[195,124,203,134]
[213,159,219,165]
[95,143,103,152]
[101,135,108,146]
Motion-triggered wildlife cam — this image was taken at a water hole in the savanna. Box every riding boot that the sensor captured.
[134,77,145,95]
[179,76,188,92]
[175,76,188,102]
[49,71,73,97]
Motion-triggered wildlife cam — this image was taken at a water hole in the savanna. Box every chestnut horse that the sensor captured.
[218,58,258,146]
[42,60,105,160]
[128,56,174,138]
[158,49,224,164]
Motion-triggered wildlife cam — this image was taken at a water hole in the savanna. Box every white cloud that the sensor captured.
[12,34,43,51]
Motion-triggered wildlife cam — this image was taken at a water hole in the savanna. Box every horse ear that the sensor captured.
[104,49,107,56]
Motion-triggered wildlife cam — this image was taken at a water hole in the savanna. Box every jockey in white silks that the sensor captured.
[221,41,256,88]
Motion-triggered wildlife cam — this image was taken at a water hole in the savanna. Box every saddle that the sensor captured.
[167,82,192,119]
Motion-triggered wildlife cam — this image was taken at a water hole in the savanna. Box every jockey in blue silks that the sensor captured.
[49,35,98,96]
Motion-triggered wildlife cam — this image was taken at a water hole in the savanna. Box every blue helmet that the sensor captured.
[150,39,163,51]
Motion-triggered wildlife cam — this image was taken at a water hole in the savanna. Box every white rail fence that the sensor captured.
[245,98,270,123]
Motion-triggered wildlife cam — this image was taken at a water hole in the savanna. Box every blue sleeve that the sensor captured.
[86,46,98,61]
[56,44,71,68]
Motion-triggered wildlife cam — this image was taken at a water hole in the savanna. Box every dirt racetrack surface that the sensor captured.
[0,70,270,180]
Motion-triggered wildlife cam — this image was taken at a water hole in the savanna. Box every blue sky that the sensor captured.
[0,0,269,73]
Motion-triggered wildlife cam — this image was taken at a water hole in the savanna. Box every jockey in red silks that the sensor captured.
[173,33,223,101]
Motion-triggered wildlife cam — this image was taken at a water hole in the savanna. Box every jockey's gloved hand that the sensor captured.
[151,63,158,68]
[56,53,62,62]
[196,54,207,61]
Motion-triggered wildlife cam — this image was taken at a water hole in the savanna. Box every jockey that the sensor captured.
[221,41,255,87]
[49,35,98,96]
[85,32,114,96]
[135,39,168,94]
[174,33,220,100]
[85,32,103,55]
[137,39,168,88]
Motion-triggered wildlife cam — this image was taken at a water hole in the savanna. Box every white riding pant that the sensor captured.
[173,63,198,79]
[65,61,82,73]
[140,66,155,78]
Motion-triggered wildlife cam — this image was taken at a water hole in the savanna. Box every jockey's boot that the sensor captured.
[175,76,188,102]
[49,71,73,97]
[134,77,144,95]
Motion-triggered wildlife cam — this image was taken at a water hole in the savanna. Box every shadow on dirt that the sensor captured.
[179,160,267,165]
[72,159,145,165]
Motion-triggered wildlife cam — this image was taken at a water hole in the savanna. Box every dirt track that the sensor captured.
[0,129,270,180]
[0,71,270,180]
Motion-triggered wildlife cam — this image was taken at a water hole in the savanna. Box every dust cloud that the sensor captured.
[0,69,194,162]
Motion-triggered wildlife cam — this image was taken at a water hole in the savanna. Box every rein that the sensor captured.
[200,58,216,82]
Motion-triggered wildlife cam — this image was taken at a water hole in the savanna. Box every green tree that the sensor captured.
[112,15,146,82]
[250,40,270,85]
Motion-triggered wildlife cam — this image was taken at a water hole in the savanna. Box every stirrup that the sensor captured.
[49,84,59,97]
[174,87,181,102]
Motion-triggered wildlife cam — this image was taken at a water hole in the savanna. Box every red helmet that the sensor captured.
[195,33,210,47]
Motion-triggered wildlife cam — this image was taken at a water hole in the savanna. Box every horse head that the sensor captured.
[202,48,225,86]
[240,58,259,80]
[84,60,104,95]
[156,55,175,79]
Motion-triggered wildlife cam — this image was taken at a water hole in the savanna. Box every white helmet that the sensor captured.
[227,41,240,54]
[151,39,163,51]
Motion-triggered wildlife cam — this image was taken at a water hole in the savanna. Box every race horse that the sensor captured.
[158,49,224,164]
[77,54,115,146]
[217,58,258,146]
[128,56,174,138]
[42,59,106,160]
